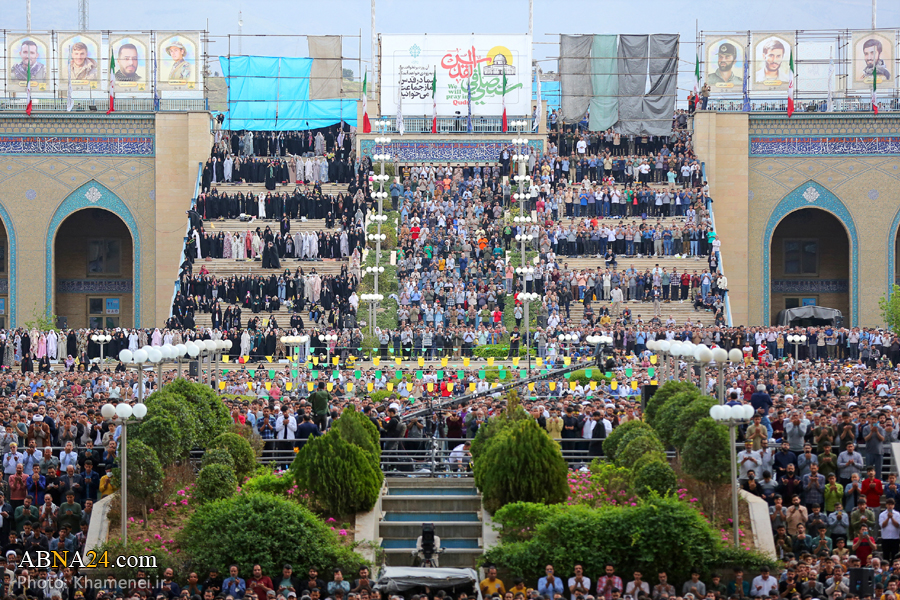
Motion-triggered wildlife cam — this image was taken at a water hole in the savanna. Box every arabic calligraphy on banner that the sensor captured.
[0,135,154,156]
[750,136,900,156]
[381,34,532,117]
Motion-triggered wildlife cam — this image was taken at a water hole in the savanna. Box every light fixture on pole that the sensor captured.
[517,291,540,373]
[710,402,756,548]
[692,344,714,394]
[786,334,807,361]
[711,347,745,404]
[101,400,146,545]
[185,340,201,382]
[91,333,112,362]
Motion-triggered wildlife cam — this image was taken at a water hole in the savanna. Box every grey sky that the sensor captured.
[2,0,897,90]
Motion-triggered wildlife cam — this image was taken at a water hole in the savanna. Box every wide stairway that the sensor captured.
[527,214,719,325]
[379,478,484,568]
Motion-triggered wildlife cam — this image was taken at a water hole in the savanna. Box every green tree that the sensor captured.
[681,417,731,518]
[602,420,652,461]
[474,419,568,514]
[210,433,257,480]
[654,390,702,449]
[645,381,698,430]
[634,459,677,497]
[181,493,368,576]
[291,432,382,516]
[330,406,382,473]
[201,448,236,470]
[111,439,164,519]
[615,433,666,469]
[195,463,238,503]
[483,496,737,584]
[671,396,718,453]
[880,284,900,333]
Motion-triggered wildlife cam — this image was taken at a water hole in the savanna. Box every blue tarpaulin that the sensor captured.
[220,56,356,131]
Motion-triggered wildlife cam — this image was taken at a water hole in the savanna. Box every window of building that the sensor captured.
[88,297,121,329]
[87,240,121,276]
[783,240,818,275]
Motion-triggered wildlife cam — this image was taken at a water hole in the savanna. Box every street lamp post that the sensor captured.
[101,400,147,545]
[173,344,187,379]
[518,291,540,373]
[91,333,112,363]
[185,341,201,381]
[710,403,755,548]
[712,347,745,404]
[118,348,151,403]
[787,334,807,361]
[693,344,714,395]
[281,335,311,390]
[360,292,385,338]
[319,334,338,366]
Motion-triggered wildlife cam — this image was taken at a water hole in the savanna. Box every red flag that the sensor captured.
[786,54,795,118]
[501,73,508,132]
[25,62,32,116]
[362,72,371,133]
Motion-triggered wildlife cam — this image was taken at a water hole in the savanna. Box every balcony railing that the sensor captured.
[0,97,209,113]
[369,115,533,135]
[706,97,900,114]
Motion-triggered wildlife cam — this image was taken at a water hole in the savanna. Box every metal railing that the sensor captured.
[172,163,204,318]
[370,115,531,135]
[706,97,900,114]
[0,97,209,113]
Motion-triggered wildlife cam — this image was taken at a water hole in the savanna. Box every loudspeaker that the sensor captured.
[56,316,67,329]
[641,384,658,413]
[188,360,199,378]
[849,568,874,597]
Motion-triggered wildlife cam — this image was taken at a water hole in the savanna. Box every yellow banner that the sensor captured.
[373,357,380,366]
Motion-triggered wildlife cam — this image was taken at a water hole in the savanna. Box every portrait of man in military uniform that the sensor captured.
[11,39,47,81]
[166,39,192,81]
[707,41,742,88]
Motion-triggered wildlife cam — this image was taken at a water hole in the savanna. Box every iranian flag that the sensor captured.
[431,68,437,134]
[25,62,32,116]
[362,71,371,133]
[872,69,879,115]
[693,52,700,94]
[501,72,508,133]
[786,53,795,117]
[106,52,116,114]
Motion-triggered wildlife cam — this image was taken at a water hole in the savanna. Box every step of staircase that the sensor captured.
[378,479,483,568]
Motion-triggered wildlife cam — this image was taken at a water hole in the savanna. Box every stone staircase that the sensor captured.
[378,479,484,568]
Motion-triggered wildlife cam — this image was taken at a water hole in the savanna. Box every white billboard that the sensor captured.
[380,34,532,117]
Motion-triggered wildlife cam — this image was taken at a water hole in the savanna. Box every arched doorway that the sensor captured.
[54,208,134,329]
[770,207,850,324]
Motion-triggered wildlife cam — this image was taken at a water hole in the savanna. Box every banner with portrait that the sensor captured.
[58,32,102,91]
[108,33,150,94]
[704,35,746,94]
[850,31,895,91]
[6,33,52,96]
[155,31,202,92]
[751,32,795,92]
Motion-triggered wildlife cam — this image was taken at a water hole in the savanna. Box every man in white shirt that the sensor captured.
[576,138,587,156]
[750,567,778,597]
[568,564,592,600]
[737,442,761,482]
[880,498,900,563]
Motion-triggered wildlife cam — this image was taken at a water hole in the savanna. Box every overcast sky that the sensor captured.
[1,0,897,89]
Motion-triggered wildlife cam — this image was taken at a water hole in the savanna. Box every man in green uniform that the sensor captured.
[707,42,740,87]
[309,382,331,432]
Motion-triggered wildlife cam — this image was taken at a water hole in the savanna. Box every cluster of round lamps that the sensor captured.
[101,401,147,421]
[118,339,232,364]
[586,335,614,345]
[646,339,744,364]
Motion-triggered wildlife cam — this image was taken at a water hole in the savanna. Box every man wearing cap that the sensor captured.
[708,43,740,87]
[166,40,192,81]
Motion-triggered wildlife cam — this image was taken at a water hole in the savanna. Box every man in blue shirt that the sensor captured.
[223,565,246,599]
